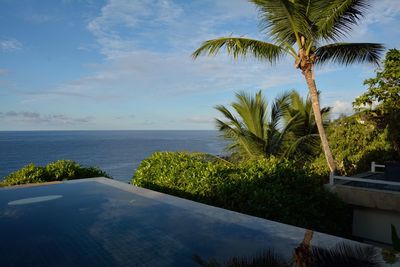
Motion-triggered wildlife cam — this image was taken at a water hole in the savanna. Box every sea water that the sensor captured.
[0,131,226,183]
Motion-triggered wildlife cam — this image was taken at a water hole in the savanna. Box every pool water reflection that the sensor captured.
[0,178,366,266]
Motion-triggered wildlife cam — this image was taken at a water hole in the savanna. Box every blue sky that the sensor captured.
[0,0,399,130]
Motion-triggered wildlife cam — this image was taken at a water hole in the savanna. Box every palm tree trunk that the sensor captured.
[303,68,337,173]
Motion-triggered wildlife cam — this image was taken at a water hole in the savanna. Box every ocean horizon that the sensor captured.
[0,130,227,183]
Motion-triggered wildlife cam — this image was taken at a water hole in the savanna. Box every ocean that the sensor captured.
[0,131,226,183]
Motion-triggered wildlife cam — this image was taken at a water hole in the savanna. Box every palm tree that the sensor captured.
[216,90,329,160]
[192,0,384,173]
[216,90,291,159]
[283,90,331,160]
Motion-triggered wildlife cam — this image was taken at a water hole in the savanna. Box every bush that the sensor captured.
[133,152,351,236]
[309,114,397,177]
[1,160,110,186]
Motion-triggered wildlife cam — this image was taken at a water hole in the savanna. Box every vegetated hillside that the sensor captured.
[310,113,397,177]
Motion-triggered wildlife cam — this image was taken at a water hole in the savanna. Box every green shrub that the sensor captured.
[1,160,110,186]
[133,152,351,236]
[1,163,48,186]
[310,114,397,177]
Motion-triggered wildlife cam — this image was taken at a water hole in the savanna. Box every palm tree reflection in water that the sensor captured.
[193,230,381,267]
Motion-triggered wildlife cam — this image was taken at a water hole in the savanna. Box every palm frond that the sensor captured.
[215,105,242,130]
[215,90,285,158]
[232,91,267,139]
[311,242,379,267]
[192,37,285,63]
[282,133,320,160]
[215,108,266,158]
[280,90,332,159]
[273,113,301,156]
[310,0,370,41]
[250,0,312,46]
[270,91,291,130]
[215,90,331,160]
[193,250,287,267]
[315,43,384,66]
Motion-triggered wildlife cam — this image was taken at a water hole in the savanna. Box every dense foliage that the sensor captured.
[354,49,400,112]
[308,49,400,177]
[354,48,400,157]
[309,114,396,177]
[216,90,329,161]
[133,152,351,236]
[1,160,110,186]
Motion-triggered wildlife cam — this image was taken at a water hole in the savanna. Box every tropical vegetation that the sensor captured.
[133,152,351,235]
[1,160,110,187]
[193,0,384,173]
[309,113,396,176]
[353,48,400,157]
[216,90,329,161]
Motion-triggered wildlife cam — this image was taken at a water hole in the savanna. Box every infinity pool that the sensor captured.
[0,178,372,266]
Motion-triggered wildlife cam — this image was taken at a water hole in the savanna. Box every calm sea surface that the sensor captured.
[0,131,226,183]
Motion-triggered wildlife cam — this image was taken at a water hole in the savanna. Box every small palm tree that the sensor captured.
[193,0,384,173]
[216,90,328,160]
[216,90,290,158]
[283,90,330,160]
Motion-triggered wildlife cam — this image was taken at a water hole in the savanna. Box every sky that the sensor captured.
[0,0,399,130]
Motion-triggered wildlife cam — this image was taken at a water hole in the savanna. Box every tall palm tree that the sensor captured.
[216,90,290,158]
[192,0,384,173]
[283,90,331,160]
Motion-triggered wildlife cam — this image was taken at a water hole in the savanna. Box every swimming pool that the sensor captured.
[0,178,386,266]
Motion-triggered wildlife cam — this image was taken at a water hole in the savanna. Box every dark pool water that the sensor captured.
[0,180,294,266]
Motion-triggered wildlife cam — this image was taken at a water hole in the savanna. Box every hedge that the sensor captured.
[1,160,110,186]
[133,152,351,236]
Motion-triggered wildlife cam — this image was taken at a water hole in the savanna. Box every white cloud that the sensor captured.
[331,100,354,117]
[0,38,22,51]
[87,0,184,58]
[341,0,400,42]
[0,111,93,125]
[365,0,400,24]
[27,50,300,105]
[85,0,261,59]
[37,0,291,103]
[22,0,315,105]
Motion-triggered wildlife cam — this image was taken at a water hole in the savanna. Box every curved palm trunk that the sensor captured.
[303,68,337,173]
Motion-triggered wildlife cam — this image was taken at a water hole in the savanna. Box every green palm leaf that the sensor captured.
[282,90,331,159]
[315,43,384,66]
[232,91,267,139]
[214,90,329,159]
[250,0,312,46]
[192,37,285,62]
[310,0,370,41]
